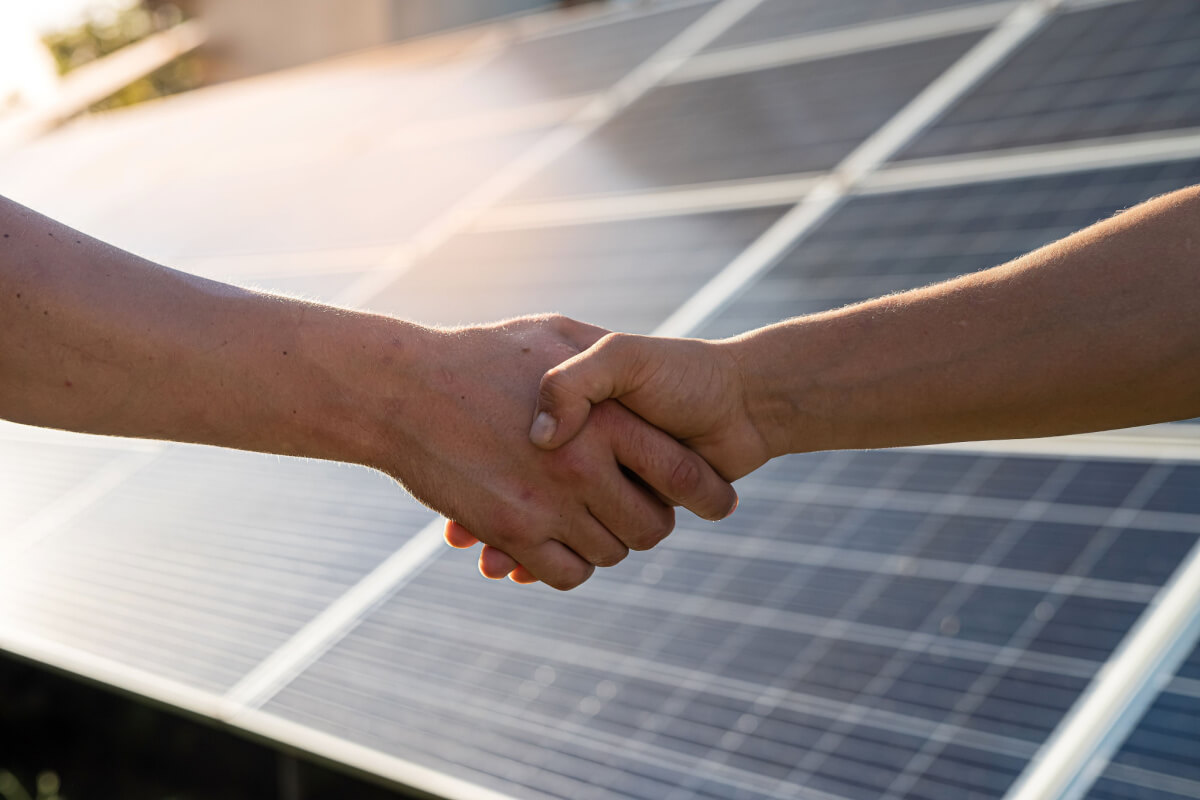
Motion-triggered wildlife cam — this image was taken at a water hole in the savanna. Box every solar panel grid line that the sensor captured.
[233,707,525,800]
[737,475,1200,537]
[656,0,1055,337]
[578,455,905,797]
[210,0,776,764]
[220,517,446,712]
[1101,762,1200,798]
[331,0,765,311]
[891,462,1185,800]
[475,124,1200,231]
[1003,534,1200,798]
[373,596,1043,764]
[0,623,225,719]
[759,457,1080,794]
[668,0,1016,85]
[506,0,717,44]
[833,0,1057,187]
[263,603,1032,800]
[0,447,164,562]
[268,630,809,800]
[558,577,1098,683]
[671,528,1161,604]
[861,126,1200,196]
[1063,0,1140,9]
[1165,675,1200,699]
[475,173,823,231]
[384,95,598,152]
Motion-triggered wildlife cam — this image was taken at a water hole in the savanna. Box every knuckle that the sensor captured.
[551,446,592,482]
[548,563,593,591]
[592,545,629,568]
[539,370,568,405]
[627,515,673,551]
[669,454,704,500]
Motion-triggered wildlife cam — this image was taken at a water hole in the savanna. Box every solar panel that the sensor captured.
[506,32,984,201]
[4,1,1200,799]
[1083,641,1200,800]
[701,0,996,53]
[897,0,1200,162]
[365,207,786,332]
[699,157,1200,338]
[0,445,435,692]
[261,449,1197,800]
[421,2,717,122]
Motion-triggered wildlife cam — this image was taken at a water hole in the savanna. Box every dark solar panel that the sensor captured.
[262,448,1197,800]
[0,446,435,691]
[422,3,717,121]
[703,0,994,52]
[898,0,1200,161]
[699,158,1200,338]
[1083,641,1200,800]
[507,32,983,201]
[366,207,786,333]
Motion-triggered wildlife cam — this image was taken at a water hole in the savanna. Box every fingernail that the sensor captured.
[722,494,739,520]
[529,411,557,445]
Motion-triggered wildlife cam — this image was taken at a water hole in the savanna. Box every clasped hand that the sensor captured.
[431,321,774,590]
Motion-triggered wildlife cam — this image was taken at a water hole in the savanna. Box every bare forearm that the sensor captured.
[0,195,398,464]
[735,185,1200,453]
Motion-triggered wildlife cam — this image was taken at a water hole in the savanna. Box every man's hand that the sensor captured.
[526,333,777,482]
[366,316,738,590]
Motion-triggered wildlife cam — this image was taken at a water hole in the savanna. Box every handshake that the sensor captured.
[9,183,1196,590]
[381,314,778,592]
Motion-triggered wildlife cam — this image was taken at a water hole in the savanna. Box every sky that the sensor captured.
[9,0,136,33]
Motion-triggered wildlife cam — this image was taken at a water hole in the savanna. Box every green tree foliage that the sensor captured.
[41,3,202,112]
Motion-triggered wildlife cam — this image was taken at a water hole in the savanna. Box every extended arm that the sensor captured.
[531,184,1200,478]
[0,195,737,589]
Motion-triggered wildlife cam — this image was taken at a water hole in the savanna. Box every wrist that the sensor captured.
[297,310,436,471]
[721,318,839,457]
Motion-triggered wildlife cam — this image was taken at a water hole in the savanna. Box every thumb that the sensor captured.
[530,333,643,450]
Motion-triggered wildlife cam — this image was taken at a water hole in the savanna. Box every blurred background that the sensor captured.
[3,1,1200,799]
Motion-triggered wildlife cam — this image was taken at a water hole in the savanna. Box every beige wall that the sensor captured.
[185,0,394,82]
[182,0,561,83]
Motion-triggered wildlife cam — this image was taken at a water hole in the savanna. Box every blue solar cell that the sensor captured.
[367,207,785,334]
[1144,464,1200,515]
[1057,460,1154,509]
[918,514,1010,564]
[260,449,1199,800]
[702,0,992,53]
[509,32,983,200]
[1000,521,1100,574]
[898,0,1200,161]
[1084,690,1200,800]
[952,585,1045,646]
[1090,529,1198,586]
[1087,777,1199,800]
[905,743,1025,799]
[1028,596,1147,662]
[702,160,1200,339]
[965,665,1092,742]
